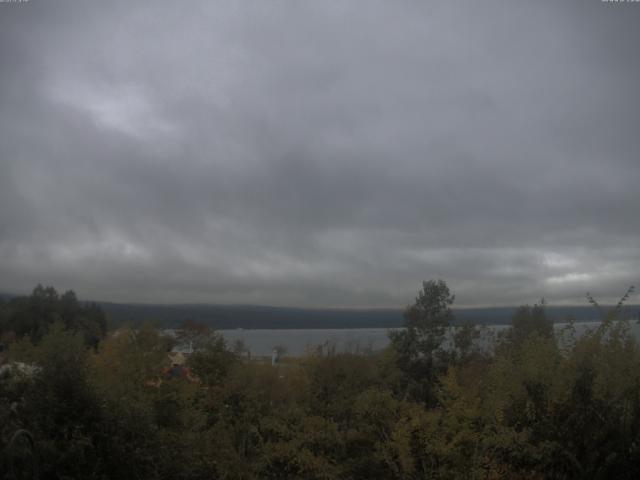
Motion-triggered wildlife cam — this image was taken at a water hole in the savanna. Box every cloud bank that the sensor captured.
[1,0,639,307]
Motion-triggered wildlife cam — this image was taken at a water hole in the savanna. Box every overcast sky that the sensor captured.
[1,0,639,307]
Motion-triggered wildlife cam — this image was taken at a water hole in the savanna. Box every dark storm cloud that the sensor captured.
[1,0,639,307]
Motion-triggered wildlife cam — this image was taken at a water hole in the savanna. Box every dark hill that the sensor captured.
[98,302,640,330]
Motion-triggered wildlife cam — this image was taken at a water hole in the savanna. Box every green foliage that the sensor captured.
[0,285,107,347]
[452,322,485,364]
[389,279,455,404]
[2,323,104,478]
[2,282,640,478]
[502,300,553,349]
[187,331,237,386]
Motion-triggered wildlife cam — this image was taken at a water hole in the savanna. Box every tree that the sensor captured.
[1,286,106,347]
[452,321,482,363]
[4,323,104,479]
[187,332,237,386]
[502,299,553,349]
[389,279,455,404]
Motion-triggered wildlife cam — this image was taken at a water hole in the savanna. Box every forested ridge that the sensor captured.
[96,302,639,330]
[3,290,636,329]
[1,281,640,479]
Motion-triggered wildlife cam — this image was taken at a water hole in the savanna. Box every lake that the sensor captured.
[217,320,640,357]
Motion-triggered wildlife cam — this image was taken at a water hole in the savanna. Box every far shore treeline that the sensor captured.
[1,281,640,478]
[2,288,637,329]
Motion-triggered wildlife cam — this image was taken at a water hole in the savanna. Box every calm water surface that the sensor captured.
[218,321,640,357]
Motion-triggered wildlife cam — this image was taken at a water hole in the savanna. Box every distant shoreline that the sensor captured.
[98,300,639,330]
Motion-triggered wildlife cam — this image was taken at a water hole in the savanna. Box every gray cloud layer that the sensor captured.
[1,0,639,307]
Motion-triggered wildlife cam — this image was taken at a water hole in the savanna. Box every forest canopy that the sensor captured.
[1,282,639,479]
